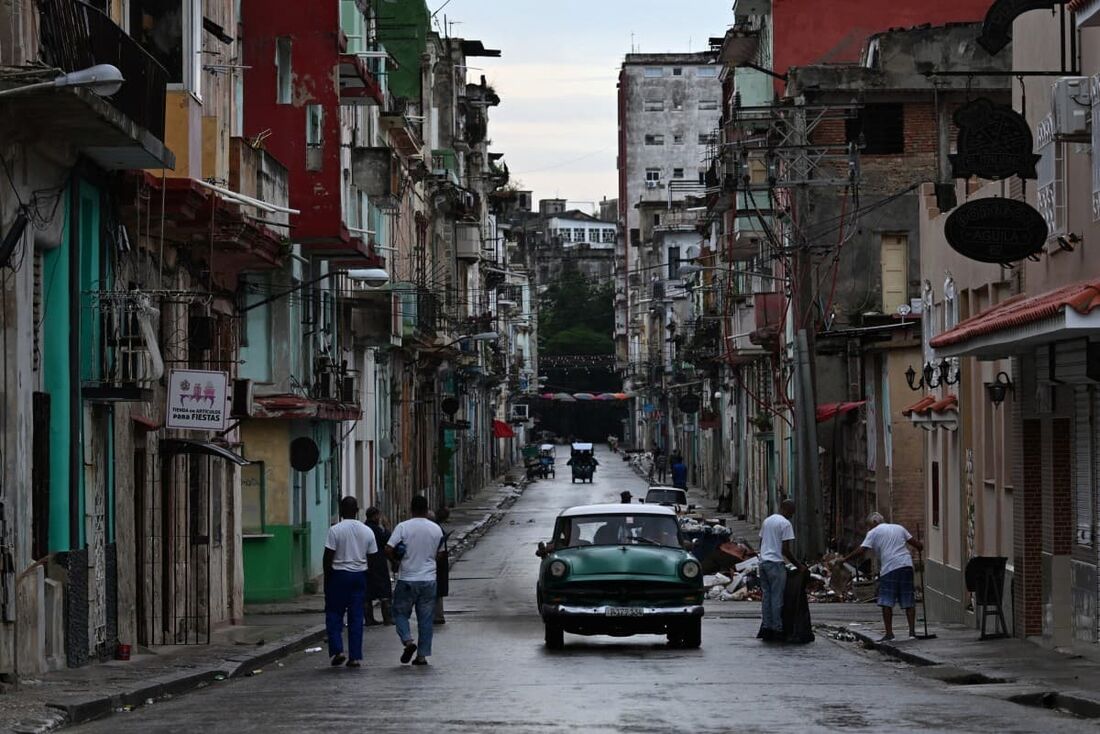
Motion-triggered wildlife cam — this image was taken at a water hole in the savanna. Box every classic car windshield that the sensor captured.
[554,514,681,548]
[645,489,687,505]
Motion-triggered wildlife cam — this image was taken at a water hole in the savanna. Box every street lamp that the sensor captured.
[0,64,125,98]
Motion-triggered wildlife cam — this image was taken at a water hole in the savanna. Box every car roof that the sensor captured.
[646,486,686,494]
[559,503,676,518]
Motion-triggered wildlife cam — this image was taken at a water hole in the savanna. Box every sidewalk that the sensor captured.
[0,474,527,733]
[827,621,1100,719]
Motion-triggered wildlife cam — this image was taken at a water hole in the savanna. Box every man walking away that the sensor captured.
[386,495,444,666]
[653,449,667,483]
[838,512,924,641]
[364,507,393,626]
[758,499,802,642]
[323,496,377,667]
[670,455,688,490]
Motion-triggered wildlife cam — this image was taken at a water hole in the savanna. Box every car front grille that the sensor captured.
[554,580,695,600]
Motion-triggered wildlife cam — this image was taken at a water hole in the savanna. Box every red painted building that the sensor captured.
[771,0,991,76]
[240,0,384,260]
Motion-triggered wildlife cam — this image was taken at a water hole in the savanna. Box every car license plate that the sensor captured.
[606,607,643,617]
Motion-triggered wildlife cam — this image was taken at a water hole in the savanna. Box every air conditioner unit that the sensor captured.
[645,180,658,189]
[230,378,253,418]
[1052,77,1090,138]
[511,404,529,420]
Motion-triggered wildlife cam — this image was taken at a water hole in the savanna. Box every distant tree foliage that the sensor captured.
[538,272,614,356]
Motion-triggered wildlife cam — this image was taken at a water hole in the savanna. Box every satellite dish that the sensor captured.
[289,437,320,472]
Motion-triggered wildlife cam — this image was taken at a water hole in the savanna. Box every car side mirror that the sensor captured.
[536,541,549,558]
[639,499,645,504]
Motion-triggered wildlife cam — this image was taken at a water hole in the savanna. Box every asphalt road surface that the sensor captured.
[74,447,1092,733]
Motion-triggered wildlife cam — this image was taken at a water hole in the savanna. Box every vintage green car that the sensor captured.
[536,504,704,649]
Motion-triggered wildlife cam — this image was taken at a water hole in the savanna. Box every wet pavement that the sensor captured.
[71,447,1094,733]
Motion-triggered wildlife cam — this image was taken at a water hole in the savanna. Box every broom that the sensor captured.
[914,522,937,640]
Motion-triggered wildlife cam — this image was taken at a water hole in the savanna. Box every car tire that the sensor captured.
[679,619,702,649]
[545,622,564,650]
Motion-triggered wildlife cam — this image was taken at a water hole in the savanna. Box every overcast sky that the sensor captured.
[434,1,732,215]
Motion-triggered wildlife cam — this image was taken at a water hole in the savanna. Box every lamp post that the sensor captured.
[0,64,125,98]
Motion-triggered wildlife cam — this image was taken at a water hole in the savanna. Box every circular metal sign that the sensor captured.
[678,394,702,414]
[441,397,460,416]
[944,198,1048,264]
[290,437,320,472]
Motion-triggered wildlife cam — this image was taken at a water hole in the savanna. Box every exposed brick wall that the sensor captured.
[1016,418,1044,637]
[1051,417,1074,557]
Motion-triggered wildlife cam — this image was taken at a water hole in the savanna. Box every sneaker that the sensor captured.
[400,642,417,664]
[412,657,429,666]
[877,633,895,643]
[908,632,919,639]
[346,659,361,668]
[331,653,347,666]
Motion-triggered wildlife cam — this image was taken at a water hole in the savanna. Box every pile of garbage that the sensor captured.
[683,516,875,604]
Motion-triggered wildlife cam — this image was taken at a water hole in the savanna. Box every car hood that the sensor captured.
[550,545,687,577]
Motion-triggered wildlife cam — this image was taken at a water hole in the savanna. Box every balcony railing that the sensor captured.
[38,0,168,138]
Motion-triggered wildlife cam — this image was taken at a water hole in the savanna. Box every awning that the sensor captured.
[931,278,1100,357]
[902,394,958,431]
[902,396,937,417]
[492,420,516,438]
[159,439,250,466]
[816,401,866,423]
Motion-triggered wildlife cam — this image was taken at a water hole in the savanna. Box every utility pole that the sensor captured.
[789,102,824,558]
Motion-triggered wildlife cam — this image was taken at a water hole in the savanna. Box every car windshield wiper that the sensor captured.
[629,535,662,546]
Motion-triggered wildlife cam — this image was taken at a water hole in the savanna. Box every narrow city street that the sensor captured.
[71,448,1090,734]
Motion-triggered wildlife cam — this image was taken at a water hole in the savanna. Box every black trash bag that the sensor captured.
[781,566,815,644]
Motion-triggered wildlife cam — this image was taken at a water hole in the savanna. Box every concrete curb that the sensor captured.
[50,624,327,730]
[830,625,1100,720]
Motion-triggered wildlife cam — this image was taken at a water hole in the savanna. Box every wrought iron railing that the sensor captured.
[37,0,168,138]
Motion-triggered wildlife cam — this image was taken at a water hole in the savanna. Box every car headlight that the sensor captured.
[680,560,701,580]
[548,560,568,579]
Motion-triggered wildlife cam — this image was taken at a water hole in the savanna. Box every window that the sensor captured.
[559,229,571,243]
[931,460,940,527]
[653,213,662,226]
[573,228,585,242]
[697,66,718,78]
[672,168,684,179]
[340,0,366,54]
[699,99,719,111]
[644,67,663,78]
[672,100,684,112]
[306,105,323,146]
[673,134,684,144]
[241,461,266,535]
[672,67,683,76]
[602,229,615,243]
[130,0,203,97]
[698,170,706,184]
[880,234,908,314]
[698,133,717,145]
[275,37,292,105]
[644,99,665,112]
[846,103,904,155]
[668,246,681,279]
[644,134,665,146]
[645,168,661,182]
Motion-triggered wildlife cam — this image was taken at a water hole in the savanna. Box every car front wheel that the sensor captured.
[544,621,564,650]
[669,619,702,649]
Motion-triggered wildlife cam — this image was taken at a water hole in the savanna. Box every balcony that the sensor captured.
[81,291,163,402]
[730,215,772,259]
[351,147,401,210]
[230,138,291,236]
[431,148,461,186]
[31,0,172,169]
[380,102,424,158]
[337,34,385,106]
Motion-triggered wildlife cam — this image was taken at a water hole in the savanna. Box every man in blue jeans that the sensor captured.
[323,496,377,667]
[757,499,804,642]
[386,495,444,666]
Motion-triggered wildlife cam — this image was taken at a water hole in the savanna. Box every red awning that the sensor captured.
[902,396,937,417]
[931,278,1100,349]
[815,401,866,423]
[492,419,516,438]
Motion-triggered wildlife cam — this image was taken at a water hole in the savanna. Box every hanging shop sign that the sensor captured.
[950,98,1039,180]
[166,369,229,431]
[944,198,1049,264]
[977,0,1065,55]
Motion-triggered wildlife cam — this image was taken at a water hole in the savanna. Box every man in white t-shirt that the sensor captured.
[323,496,378,667]
[385,494,444,666]
[838,512,924,641]
[757,499,804,642]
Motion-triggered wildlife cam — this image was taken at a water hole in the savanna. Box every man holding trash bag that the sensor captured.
[837,512,924,642]
[757,499,804,642]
